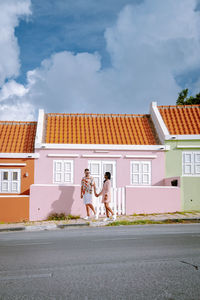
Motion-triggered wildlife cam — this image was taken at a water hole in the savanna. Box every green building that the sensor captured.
[150,102,200,211]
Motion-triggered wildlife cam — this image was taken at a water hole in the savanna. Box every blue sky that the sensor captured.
[16,0,140,82]
[0,0,200,120]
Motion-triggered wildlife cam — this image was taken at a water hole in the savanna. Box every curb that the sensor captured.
[0,227,25,232]
[164,218,200,222]
[57,223,89,229]
[0,218,199,232]
[0,222,90,233]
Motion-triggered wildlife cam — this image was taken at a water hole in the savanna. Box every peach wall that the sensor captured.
[0,196,29,223]
[126,186,181,214]
[0,158,35,222]
[0,158,35,195]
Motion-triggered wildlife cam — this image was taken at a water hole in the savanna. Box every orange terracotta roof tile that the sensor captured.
[0,121,37,153]
[44,113,159,145]
[158,105,200,135]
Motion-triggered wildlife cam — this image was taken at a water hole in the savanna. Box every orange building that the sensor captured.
[0,121,38,223]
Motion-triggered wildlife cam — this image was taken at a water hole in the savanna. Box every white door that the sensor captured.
[88,160,118,216]
[88,160,116,191]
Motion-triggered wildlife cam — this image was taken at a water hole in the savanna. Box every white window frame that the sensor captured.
[0,169,21,193]
[130,161,152,186]
[182,151,200,177]
[53,160,74,184]
[88,160,116,189]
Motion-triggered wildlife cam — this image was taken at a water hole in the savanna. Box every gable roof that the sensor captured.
[158,105,200,135]
[0,121,37,153]
[44,113,159,145]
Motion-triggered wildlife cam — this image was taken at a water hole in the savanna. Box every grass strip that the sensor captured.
[106,219,200,226]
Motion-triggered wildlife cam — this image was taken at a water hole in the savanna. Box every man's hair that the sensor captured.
[84,168,89,172]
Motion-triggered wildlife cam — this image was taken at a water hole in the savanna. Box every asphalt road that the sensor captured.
[0,224,200,300]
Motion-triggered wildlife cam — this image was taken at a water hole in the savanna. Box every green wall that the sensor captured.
[165,140,200,211]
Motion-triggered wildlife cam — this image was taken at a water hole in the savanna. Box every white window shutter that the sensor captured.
[0,169,20,193]
[54,160,63,183]
[131,161,151,185]
[89,161,101,189]
[64,161,73,183]
[183,152,194,175]
[53,160,74,184]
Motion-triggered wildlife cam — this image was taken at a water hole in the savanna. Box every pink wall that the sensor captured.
[164,177,180,187]
[30,149,176,221]
[35,149,165,187]
[30,184,85,221]
[126,186,181,214]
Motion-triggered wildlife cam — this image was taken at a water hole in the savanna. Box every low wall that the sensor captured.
[0,196,29,223]
[125,186,181,215]
[164,176,181,187]
[30,184,85,221]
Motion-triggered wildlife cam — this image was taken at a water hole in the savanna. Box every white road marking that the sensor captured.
[0,242,53,246]
[93,237,138,241]
[0,273,52,281]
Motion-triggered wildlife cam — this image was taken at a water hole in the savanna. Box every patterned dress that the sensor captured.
[81,176,94,204]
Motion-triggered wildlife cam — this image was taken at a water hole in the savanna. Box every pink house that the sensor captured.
[30,109,180,221]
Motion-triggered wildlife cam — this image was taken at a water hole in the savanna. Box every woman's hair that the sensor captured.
[104,171,111,183]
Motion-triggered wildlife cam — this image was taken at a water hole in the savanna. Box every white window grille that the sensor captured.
[182,152,200,176]
[0,169,21,193]
[130,161,151,185]
[53,160,74,184]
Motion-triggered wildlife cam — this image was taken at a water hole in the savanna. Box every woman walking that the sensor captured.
[95,172,116,221]
[81,168,98,220]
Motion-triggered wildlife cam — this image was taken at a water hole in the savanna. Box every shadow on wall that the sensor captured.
[49,186,75,216]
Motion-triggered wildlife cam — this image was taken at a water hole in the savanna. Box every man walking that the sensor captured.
[81,168,98,220]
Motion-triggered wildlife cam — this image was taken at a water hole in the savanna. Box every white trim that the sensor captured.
[82,154,122,158]
[35,109,45,147]
[0,153,39,158]
[47,154,79,157]
[150,102,169,143]
[150,102,200,141]
[176,145,200,149]
[166,135,200,141]
[0,163,26,166]
[125,155,157,159]
[125,185,179,189]
[94,150,109,153]
[36,143,169,151]
[0,195,29,197]
[31,184,80,187]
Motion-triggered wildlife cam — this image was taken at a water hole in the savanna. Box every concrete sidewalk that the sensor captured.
[0,211,200,232]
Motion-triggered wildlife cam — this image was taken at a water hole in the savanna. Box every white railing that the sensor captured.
[93,187,126,216]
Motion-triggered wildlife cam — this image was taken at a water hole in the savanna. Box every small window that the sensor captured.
[53,160,74,184]
[130,161,151,185]
[3,172,8,180]
[13,172,18,180]
[183,152,200,176]
[0,169,21,193]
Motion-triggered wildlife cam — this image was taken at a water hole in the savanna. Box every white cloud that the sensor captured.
[0,101,35,121]
[0,0,32,120]
[1,0,200,120]
[0,0,31,86]
[0,80,28,101]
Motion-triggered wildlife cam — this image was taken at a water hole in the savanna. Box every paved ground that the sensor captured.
[1,211,200,232]
[0,224,200,299]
